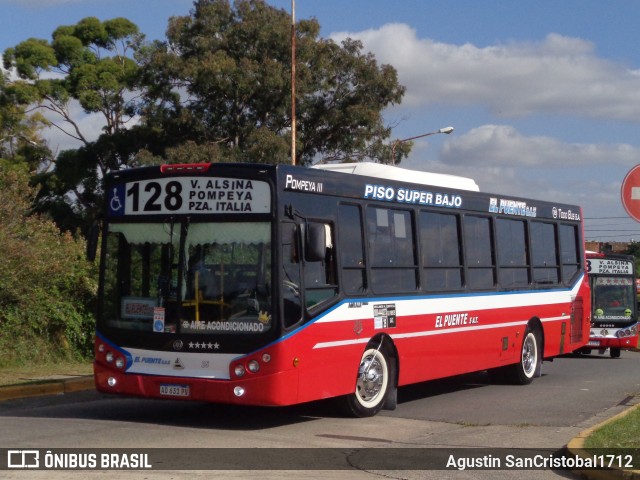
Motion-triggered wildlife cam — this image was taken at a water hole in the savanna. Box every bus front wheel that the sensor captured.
[610,348,621,358]
[343,345,393,417]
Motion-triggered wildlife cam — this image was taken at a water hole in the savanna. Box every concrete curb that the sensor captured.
[0,376,95,402]
[566,401,640,480]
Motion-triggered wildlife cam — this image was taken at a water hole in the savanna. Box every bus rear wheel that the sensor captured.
[506,326,541,385]
[610,348,621,358]
[343,345,393,417]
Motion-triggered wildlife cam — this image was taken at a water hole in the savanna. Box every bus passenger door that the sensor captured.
[281,222,303,328]
[302,222,338,311]
[281,220,338,330]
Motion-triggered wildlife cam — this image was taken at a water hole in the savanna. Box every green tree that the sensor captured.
[624,241,640,273]
[3,17,145,233]
[137,0,405,165]
[0,162,97,366]
[0,70,51,170]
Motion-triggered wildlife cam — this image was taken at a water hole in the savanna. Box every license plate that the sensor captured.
[160,384,190,397]
[587,340,600,346]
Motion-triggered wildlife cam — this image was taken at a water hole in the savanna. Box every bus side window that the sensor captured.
[421,211,463,291]
[463,215,496,289]
[367,207,418,293]
[282,222,302,328]
[530,221,559,285]
[496,218,529,288]
[559,224,581,285]
[338,204,367,294]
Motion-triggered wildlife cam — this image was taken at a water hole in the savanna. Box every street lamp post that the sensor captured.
[390,126,454,164]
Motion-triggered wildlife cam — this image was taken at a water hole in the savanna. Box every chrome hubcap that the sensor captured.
[357,355,384,402]
[522,334,536,376]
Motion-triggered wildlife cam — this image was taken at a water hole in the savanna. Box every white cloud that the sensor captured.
[43,104,105,153]
[400,124,640,217]
[332,24,640,122]
[441,124,640,167]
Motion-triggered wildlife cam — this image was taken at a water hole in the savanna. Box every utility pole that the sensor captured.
[291,0,297,165]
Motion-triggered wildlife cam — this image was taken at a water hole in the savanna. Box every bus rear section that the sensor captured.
[582,252,639,357]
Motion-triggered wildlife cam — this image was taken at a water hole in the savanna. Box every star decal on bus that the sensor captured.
[188,341,220,350]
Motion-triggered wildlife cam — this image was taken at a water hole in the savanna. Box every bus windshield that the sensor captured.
[592,277,635,322]
[101,220,272,335]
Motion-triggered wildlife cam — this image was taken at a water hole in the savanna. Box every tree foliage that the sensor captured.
[137,0,405,165]
[0,163,97,366]
[0,71,51,170]
[3,17,145,233]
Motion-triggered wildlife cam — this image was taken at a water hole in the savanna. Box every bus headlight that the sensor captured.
[106,352,114,363]
[115,357,125,369]
[234,365,246,377]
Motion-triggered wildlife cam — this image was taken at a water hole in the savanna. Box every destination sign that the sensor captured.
[108,177,271,216]
[588,259,633,275]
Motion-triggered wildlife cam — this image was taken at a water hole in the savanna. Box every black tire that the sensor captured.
[505,326,541,385]
[383,379,398,411]
[343,345,393,417]
[610,347,621,358]
[487,366,508,384]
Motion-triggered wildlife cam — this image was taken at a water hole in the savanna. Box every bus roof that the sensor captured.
[586,251,634,260]
[312,162,480,192]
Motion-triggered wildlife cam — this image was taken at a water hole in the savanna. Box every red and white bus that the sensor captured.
[93,161,590,416]
[582,252,638,357]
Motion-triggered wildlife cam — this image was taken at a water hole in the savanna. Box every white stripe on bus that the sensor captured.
[312,315,571,349]
[316,278,583,324]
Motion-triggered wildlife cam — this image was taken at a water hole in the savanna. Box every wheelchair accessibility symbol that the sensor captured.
[110,188,123,212]
[109,185,125,216]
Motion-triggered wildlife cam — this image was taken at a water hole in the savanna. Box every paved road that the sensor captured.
[0,351,638,479]
[385,352,640,427]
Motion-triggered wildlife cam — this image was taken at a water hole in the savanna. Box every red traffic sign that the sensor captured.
[621,164,640,222]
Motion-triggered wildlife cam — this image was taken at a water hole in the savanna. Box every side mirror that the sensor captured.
[86,224,100,262]
[304,222,326,262]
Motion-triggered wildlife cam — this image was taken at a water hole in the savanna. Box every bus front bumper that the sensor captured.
[585,336,637,349]
[94,362,299,407]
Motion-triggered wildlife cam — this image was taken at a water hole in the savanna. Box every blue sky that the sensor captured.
[2,0,640,242]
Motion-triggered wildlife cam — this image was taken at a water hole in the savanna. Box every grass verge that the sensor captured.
[0,361,93,386]
[583,405,640,449]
